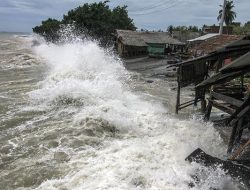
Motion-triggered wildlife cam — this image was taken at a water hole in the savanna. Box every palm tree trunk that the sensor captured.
[219,0,227,35]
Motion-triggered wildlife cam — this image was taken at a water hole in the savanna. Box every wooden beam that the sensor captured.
[210,100,236,115]
[211,91,243,107]
[179,101,197,110]
[227,96,250,125]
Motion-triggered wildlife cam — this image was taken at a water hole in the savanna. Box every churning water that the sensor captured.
[0,32,243,189]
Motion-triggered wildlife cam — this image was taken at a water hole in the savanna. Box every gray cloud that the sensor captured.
[0,0,249,32]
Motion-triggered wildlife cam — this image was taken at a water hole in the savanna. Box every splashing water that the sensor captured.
[0,33,243,190]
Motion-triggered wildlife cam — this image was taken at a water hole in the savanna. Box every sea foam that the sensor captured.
[24,34,240,190]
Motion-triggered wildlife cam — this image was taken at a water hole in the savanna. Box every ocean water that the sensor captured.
[0,32,243,190]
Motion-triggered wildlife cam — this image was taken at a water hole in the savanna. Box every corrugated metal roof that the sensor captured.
[116,30,184,47]
[188,33,219,42]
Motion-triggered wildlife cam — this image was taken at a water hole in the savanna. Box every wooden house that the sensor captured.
[202,25,233,35]
[147,43,165,58]
[115,30,184,58]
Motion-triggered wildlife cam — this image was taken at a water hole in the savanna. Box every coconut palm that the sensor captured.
[217,0,237,26]
[168,25,174,35]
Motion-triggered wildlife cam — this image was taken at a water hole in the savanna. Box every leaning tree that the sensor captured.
[217,0,237,26]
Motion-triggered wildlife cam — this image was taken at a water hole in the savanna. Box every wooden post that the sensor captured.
[201,99,207,113]
[235,118,244,145]
[203,58,223,121]
[204,87,213,121]
[240,75,244,94]
[176,67,181,114]
[204,99,212,121]
[228,121,238,153]
[215,57,223,72]
[228,118,243,153]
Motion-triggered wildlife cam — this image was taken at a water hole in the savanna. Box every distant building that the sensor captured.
[172,31,200,43]
[202,25,233,35]
[190,34,242,56]
[115,30,184,58]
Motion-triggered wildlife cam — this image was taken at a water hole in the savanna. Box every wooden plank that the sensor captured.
[179,102,196,109]
[227,96,250,125]
[228,106,250,130]
[211,91,243,107]
[179,99,195,106]
[237,106,250,118]
[210,100,236,114]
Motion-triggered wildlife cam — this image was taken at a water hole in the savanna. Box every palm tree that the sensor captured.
[168,25,174,35]
[217,0,237,26]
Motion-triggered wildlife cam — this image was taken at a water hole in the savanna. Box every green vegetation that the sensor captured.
[167,25,201,33]
[33,1,136,44]
[217,0,237,26]
[232,22,250,35]
[33,18,61,42]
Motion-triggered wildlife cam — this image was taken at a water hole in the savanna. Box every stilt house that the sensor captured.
[115,30,184,58]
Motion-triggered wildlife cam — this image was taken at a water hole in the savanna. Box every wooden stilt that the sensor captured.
[200,99,207,113]
[204,99,212,121]
[235,118,244,145]
[228,118,243,153]
[176,68,181,114]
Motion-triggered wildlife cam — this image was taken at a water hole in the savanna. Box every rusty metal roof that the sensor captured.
[191,35,243,54]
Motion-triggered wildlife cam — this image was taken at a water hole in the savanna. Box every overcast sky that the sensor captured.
[0,0,249,32]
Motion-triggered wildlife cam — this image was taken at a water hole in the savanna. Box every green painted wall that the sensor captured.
[147,43,165,57]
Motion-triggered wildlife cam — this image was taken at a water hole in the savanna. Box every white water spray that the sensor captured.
[24,35,240,190]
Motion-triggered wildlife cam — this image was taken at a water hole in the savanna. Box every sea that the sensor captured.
[0,32,243,190]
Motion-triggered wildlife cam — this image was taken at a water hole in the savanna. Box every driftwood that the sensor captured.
[186,148,250,188]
